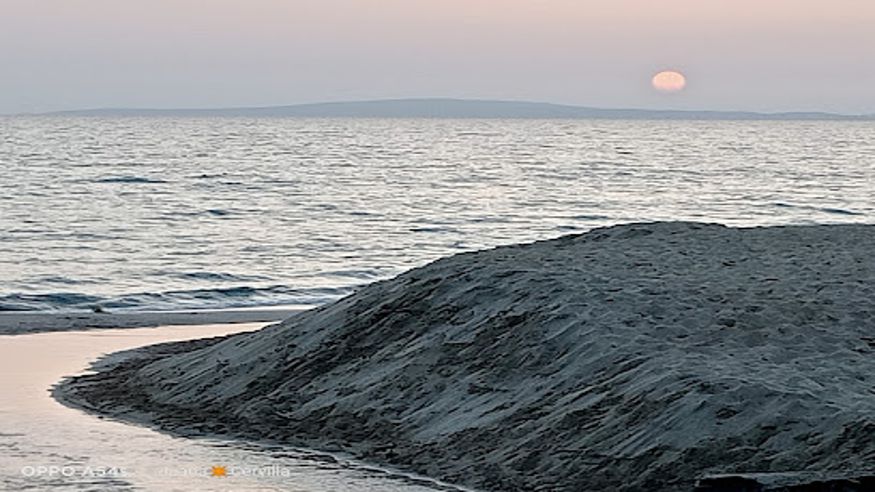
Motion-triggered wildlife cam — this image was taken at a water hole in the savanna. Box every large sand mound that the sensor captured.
[58,222,875,491]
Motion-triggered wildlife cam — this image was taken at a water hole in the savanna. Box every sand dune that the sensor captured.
[57,222,875,491]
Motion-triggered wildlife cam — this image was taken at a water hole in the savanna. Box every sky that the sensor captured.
[2,0,874,114]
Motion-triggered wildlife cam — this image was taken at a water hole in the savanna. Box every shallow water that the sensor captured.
[0,324,465,491]
[1,117,874,311]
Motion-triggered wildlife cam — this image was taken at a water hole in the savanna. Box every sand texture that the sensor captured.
[57,222,875,491]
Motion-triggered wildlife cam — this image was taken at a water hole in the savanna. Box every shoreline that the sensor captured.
[1,322,466,491]
[49,332,474,492]
[0,307,305,335]
[49,321,875,491]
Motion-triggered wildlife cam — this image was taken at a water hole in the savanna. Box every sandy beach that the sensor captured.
[0,323,469,491]
[55,222,875,491]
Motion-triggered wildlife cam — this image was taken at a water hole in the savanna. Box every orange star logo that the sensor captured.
[211,466,227,477]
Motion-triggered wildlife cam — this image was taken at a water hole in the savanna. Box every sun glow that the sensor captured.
[652,70,687,93]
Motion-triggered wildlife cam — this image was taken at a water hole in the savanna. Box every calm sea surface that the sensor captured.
[1,117,873,312]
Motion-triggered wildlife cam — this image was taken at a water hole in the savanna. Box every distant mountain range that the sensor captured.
[39,98,875,120]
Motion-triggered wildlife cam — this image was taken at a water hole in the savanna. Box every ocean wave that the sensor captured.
[818,207,864,216]
[0,285,358,312]
[315,269,386,280]
[0,293,104,311]
[410,226,461,234]
[95,176,168,184]
[771,202,864,216]
[27,275,101,285]
[163,271,271,282]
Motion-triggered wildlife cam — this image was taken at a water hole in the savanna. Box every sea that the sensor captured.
[1,117,873,313]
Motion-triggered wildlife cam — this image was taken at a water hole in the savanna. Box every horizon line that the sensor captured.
[8,97,875,119]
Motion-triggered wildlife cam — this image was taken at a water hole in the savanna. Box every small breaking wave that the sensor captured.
[95,176,168,184]
[0,284,358,313]
[0,293,104,311]
[818,207,864,216]
[163,271,271,282]
[771,202,864,216]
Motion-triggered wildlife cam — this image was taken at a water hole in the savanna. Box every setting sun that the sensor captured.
[652,70,687,93]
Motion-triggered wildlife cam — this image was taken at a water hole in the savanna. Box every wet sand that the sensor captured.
[0,323,467,491]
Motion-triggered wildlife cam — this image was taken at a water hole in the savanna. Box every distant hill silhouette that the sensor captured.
[42,98,874,120]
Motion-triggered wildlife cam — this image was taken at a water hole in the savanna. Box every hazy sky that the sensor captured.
[3,0,874,114]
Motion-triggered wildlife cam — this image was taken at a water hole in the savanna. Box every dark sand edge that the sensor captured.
[52,331,488,492]
[51,334,476,492]
[52,315,875,492]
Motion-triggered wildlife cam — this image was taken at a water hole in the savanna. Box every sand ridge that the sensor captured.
[57,222,875,491]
